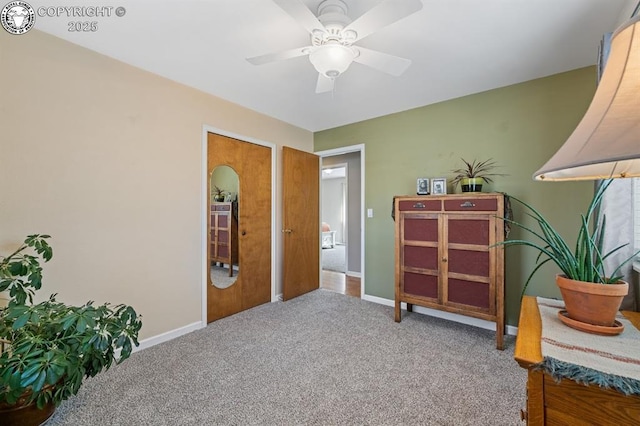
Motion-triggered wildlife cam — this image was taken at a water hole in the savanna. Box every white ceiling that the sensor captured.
[31,0,637,132]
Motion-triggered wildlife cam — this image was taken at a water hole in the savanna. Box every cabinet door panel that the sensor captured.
[448,249,489,277]
[404,218,438,241]
[448,278,489,309]
[404,272,438,299]
[404,246,438,270]
[218,245,229,258]
[448,219,489,245]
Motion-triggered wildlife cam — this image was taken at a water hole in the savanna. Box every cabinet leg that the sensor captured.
[407,303,413,312]
[395,300,401,322]
[496,317,504,350]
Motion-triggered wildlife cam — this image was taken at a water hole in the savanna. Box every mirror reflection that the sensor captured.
[210,165,239,289]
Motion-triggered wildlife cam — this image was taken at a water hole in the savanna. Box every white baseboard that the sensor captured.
[133,321,204,353]
[346,271,361,278]
[362,294,517,336]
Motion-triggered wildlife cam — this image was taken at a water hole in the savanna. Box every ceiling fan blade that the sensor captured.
[246,46,311,65]
[343,0,423,42]
[272,0,326,35]
[353,47,411,76]
[316,73,334,94]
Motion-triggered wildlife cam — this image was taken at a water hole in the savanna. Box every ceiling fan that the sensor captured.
[246,0,423,93]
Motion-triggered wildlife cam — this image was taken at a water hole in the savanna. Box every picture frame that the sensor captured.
[416,178,429,195]
[431,178,447,195]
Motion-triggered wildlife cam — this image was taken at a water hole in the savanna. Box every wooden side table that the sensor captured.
[514,296,640,425]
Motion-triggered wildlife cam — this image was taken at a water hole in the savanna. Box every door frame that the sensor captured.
[201,125,276,325]
[316,144,365,298]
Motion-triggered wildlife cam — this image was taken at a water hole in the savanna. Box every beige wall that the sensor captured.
[0,30,313,340]
[315,68,596,326]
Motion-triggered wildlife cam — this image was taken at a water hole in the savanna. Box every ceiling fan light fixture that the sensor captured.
[309,44,355,78]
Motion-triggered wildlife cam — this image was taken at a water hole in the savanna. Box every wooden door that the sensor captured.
[282,147,320,300]
[207,133,271,322]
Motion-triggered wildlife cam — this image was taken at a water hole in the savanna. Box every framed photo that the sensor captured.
[431,178,447,195]
[416,178,429,195]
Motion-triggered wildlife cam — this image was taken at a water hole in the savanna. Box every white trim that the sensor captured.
[201,126,277,325]
[346,271,361,278]
[316,144,365,299]
[132,321,204,353]
[363,294,517,336]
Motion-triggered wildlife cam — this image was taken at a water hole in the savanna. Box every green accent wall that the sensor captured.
[314,67,597,326]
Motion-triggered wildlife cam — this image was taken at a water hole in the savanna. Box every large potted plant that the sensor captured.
[0,235,142,425]
[499,180,638,333]
[450,158,505,192]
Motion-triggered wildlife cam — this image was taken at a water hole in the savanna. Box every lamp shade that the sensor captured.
[309,44,356,78]
[534,15,640,181]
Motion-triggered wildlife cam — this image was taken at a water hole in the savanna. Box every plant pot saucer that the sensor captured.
[557,310,624,336]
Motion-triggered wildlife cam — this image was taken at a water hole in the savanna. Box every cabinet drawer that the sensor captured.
[398,199,441,211]
[212,204,231,211]
[444,198,498,212]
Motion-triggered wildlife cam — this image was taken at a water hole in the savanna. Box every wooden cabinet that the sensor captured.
[394,193,505,349]
[515,296,640,425]
[210,202,238,277]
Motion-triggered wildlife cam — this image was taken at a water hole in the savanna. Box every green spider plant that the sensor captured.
[450,158,507,188]
[498,179,639,297]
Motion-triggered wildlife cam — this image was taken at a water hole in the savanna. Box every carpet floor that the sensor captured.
[48,290,525,425]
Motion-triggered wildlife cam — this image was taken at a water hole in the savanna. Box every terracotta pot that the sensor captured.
[556,274,628,327]
[461,177,484,192]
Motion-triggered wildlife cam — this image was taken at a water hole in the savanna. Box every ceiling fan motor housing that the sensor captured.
[314,0,355,45]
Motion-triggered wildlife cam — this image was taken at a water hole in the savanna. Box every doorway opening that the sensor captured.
[316,144,365,299]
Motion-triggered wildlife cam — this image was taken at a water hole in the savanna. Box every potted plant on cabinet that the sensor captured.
[450,158,506,192]
[0,235,142,425]
[498,180,638,334]
[212,185,226,202]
